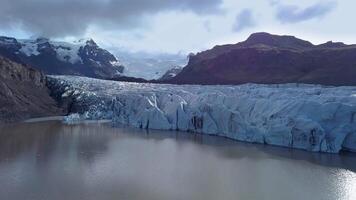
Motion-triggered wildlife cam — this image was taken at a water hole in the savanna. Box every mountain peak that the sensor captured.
[74,38,97,46]
[35,37,50,44]
[246,32,274,41]
[317,41,347,48]
[243,32,314,49]
[85,38,97,46]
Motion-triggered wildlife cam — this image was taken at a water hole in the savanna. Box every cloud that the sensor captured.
[232,9,256,32]
[203,20,212,32]
[274,1,337,23]
[268,0,279,6]
[0,0,223,38]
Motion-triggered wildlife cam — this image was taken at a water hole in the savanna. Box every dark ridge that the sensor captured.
[171,32,356,86]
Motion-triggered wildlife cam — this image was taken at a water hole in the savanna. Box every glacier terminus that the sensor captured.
[47,76,356,153]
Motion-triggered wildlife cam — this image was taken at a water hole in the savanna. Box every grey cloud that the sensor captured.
[0,0,223,37]
[232,9,256,32]
[275,1,337,23]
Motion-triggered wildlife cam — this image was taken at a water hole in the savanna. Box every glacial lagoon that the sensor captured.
[0,120,355,200]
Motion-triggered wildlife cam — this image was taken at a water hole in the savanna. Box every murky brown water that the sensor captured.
[0,120,356,200]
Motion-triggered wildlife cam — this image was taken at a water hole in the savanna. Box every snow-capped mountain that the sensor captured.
[112,50,187,80]
[0,36,124,79]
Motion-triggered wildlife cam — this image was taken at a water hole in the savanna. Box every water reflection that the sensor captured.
[0,122,113,164]
[0,121,355,200]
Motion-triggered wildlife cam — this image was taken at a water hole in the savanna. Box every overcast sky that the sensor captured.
[0,0,353,54]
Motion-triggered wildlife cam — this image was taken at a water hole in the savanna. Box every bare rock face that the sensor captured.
[0,56,62,122]
[171,32,356,86]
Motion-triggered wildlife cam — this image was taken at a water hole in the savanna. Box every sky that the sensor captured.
[0,0,354,54]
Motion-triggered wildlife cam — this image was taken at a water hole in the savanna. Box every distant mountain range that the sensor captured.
[1,32,356,86]
[113,50,187,80]
[171,32,356,86]
[0,36,187,80]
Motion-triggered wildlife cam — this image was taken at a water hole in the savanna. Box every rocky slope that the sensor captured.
[0,36,124,79]
[171,32,356,86]
[47,75,356,153]
[0,56,62,122]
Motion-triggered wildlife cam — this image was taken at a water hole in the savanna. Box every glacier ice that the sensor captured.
[47,76,356,153]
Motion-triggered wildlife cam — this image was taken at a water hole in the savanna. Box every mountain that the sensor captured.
[0,56,62,122]
[158,66,183,81]
[0,36,124,79]
[112,50,187,80]
[171,32,356,86]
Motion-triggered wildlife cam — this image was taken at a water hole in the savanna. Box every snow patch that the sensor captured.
[0,38,17,44]
[110,60,121,66]
[19,40,40,56]
[18,38,85,64]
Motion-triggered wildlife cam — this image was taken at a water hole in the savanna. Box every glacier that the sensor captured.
[47,76,356,153]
